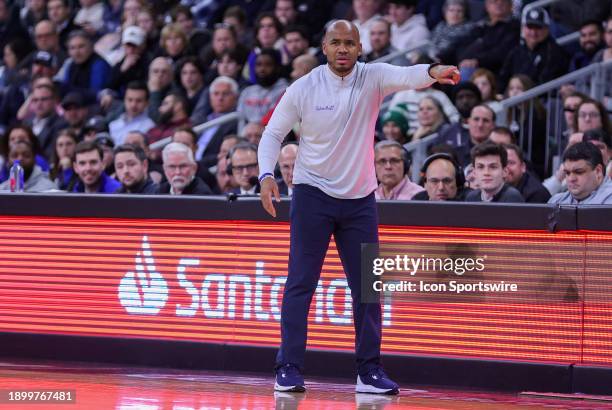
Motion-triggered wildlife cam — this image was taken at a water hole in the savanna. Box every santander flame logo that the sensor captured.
[118,236,169,314]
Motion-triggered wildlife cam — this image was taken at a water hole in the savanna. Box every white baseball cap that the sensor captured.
[122,26,145,46]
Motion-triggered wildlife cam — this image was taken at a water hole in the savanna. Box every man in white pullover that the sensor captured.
[257,20,459,395]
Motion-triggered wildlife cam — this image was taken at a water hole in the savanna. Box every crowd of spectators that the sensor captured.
[0,0,610,204]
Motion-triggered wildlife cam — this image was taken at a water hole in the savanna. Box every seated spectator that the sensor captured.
[228,142,260,195]
[562,91,588,140]
[1,125,50,183]
[47,0,78,50]
[25,83,68,159]
[283,25,314,66]
[455,0,520,77]
[158,142,213,195]
[435,82,482,155]
[136,8,161,56]
[389,0,430,51]
[439,104,495,167]
[290,54,319,81]
[158,23,191,64]
[574,98,612,134]
[0,140,56,192]
[59,31,111,103]
[413,152,469,201]
[275,0,299,29]
[145,57,174,123]
[245,13,285,83]
[569,20,605,72]
[49,128,78,190]
[222,5,253,49]
[194,76,240,167]
[488,126,515,145]
[213,134,242,193]
[73,0,107,38]
[409,96,449,142]
[364,18,409,65]
[242,122,264,146]
[147,92,192,154]
[431,0,474,62]
[374,140,424,200]
[170,5,210,55]
[124,130,163,183]
[71,140,121,193]
[499,7,569,90]
[106,26,150,97]
[470,68,502,112]
[60,91,89,138]
[176,57,205,114]
[0,38,31,88]
[352,0,382,55]
[199,23,248,83]
[278,142,298,196]
[238,48,288,124]
[171,126,220,193]
[465,141,524,203]
[543,131,586,196]
[387,0,430,52]
[381,107,409,145]
[0,55,58,132]
[114,144,158,194]
[109,81,155,146]
[23,20,67,70]
[593,16,612,63]
[504,143,550,203]
[549,141,612,204]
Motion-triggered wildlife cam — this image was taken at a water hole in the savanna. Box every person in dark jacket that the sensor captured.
[412,152,471,201]
[464,141,524,203]
[114,144,158,194]
[498,7,569,90]
[455,0,520,76]
[157,142,213,195]
[503,143,550,203]
[60,30,111,103]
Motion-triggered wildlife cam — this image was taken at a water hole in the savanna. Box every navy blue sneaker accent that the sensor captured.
[355,367,399,395]
[274,364,306,392]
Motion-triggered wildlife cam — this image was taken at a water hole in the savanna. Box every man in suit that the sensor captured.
[196,76,239,168]
[229,142,260,195]
[26,83,68,160]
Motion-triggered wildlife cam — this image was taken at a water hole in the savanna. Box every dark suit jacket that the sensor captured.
[199,118,238,168]
[26,114,68,160]
[157,176,213,195]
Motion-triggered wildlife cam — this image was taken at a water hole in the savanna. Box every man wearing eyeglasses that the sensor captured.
[373,140,423,200]
[158,142,212,195]
[229,143,260,195]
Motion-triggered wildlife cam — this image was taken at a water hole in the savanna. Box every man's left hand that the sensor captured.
[429,65,461,85]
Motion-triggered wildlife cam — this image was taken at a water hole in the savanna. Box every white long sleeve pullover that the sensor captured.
[258,62,435,199]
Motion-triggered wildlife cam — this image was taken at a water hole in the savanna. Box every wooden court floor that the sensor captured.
[0,360,611,409]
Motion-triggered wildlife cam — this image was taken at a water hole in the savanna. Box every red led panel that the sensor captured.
[0,216,608,366]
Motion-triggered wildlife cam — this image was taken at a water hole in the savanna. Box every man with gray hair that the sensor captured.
[196,76,239,167]
[374,140,424,200]
[157,142,213,195]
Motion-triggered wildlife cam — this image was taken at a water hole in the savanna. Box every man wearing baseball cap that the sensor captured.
[106,26,151,97]
[499,7,569,89]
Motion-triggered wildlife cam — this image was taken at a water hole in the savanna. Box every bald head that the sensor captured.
[323,20,362,76]
[324,20,360,42]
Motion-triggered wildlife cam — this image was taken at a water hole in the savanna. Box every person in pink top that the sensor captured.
[374,140,424,200]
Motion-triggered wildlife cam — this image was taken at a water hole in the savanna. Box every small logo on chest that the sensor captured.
[315,105,335,111]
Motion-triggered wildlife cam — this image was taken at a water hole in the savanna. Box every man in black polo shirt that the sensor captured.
[114,144,158,194]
